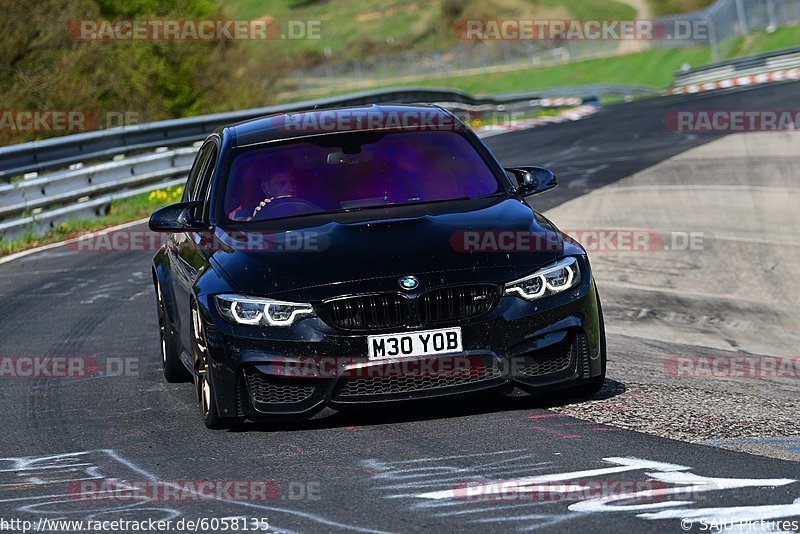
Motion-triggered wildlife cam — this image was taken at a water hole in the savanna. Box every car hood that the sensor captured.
[208,196,568,300]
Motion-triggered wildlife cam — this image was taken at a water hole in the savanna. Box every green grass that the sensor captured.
[397,47,713,93]
[0,186,182,257]
[275,46,712,102]
[721,26,800,59]
[229,0,638,60]
[647,0,716,17]
[560,0,637,20]
[276,25,800,100]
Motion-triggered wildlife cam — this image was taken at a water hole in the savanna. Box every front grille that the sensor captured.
[324,294,407,330]
[323,284,500,331]
[333,359,502,398]
[514,334,585,378]
[245,371,316,405]
[418,284,500,324]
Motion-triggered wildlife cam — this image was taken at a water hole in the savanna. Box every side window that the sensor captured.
[193,146,218,202]
[196,146,219,221]
[181,142,214,202]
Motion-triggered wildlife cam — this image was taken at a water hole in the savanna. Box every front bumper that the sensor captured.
[200,268,603,420]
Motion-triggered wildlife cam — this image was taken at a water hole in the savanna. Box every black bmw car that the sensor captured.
[149,104,606,428]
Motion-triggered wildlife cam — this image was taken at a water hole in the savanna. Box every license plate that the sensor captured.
[367,327,462,360]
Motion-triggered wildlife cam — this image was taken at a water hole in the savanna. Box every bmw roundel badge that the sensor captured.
[399,275,419,290]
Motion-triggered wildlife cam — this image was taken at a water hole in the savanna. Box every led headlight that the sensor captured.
[505,257,581,300]
[215,294,314,326]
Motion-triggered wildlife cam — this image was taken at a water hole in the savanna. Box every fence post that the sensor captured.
[707,17,721,63]
[734,0,748,34]
[766,0,777,30]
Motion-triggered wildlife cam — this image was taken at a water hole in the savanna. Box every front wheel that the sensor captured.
[191,305,227,429]
[156,279,191,383]
[568,289,607,398]
[199,371,224,429]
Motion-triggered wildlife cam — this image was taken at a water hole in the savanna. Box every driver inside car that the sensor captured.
[226,160,298,221]
[248,166,297,221]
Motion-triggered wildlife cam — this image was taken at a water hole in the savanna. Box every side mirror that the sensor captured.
[505,166,558,197]
[149,200,207,232]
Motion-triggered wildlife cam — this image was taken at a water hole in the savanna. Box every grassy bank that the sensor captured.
[389,47,713,94]
[232,0,638,60]
[647,0,716,17]
[278,25,800,101]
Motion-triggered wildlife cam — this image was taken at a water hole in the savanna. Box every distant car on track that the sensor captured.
[149,104,606,428]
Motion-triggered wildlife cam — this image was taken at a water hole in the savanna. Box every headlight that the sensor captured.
[505,257,581,300]
[215,294,314,326]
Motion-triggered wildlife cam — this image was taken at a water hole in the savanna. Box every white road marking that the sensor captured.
[0,450,393,533]
[416,457,689,499]
[0,217,149,266]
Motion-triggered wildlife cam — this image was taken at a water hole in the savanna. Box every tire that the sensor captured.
[568,288,607,398]
[191,304,226,429]
[199,371,224,430]
[156,279,191,383]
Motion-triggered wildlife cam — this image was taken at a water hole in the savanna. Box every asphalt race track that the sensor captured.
[1,81,799,533]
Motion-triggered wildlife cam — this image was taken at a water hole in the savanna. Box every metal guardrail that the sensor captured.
[0,178,188,241]
[674,45,800,86]
[0,85,649,242]
[0,86,651,180]
[0,88,549,179]
[0,147,196,219]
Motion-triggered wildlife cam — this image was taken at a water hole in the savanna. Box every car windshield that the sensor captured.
[222,130,502,222]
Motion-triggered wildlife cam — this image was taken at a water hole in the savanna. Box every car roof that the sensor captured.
[219,104,465,148]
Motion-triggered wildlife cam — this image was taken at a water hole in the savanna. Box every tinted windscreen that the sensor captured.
[223,130,501,222]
